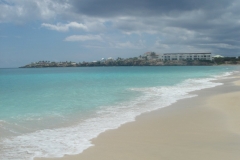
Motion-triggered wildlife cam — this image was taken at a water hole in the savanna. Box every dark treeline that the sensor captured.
[20,57,240,68]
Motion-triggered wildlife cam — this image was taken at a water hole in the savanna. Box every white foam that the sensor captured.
[0,71,233,160]
[212,71,235,79]
[0,120,6,125]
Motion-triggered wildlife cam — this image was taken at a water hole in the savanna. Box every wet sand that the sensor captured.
[36,75,240,160]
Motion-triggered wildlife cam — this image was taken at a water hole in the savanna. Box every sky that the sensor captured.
[0,0,240,68]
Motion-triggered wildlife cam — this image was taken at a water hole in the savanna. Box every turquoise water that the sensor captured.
[0,66,238,159]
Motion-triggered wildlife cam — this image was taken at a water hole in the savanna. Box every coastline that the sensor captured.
[36,72,240,160]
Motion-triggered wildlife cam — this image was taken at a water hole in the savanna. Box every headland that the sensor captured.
[20,52,240,68]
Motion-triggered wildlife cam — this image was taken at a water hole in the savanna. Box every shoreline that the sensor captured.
[36,72,240,160]
[19,64,240,68]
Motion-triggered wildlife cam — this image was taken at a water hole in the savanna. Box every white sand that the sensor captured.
[36,78,240,160]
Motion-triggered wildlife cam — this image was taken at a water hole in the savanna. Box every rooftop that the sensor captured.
[163,53,211,55]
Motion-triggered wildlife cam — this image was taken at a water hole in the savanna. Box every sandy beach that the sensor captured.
[36,74,240,160]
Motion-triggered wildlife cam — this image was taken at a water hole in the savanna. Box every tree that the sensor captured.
[150,52,156,56]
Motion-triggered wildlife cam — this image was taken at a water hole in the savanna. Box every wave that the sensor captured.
[0,71,233,160]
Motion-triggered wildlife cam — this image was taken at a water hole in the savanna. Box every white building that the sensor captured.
[101,58,106,62]
[160,53,212,61]
[212,55,224,58]
[107,57,114,61]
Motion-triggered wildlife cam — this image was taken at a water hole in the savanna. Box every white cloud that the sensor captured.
[154,40,170,49]
[110,41,145,49]
[41,22,88,32]
[1,0,240,57]
[65,35,103,42]
[200,43,240,49]
[35,0,70,19]
[0,0,71,23]
[115,41,134,48]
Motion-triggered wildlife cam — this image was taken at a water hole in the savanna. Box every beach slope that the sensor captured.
[36,77,240,160]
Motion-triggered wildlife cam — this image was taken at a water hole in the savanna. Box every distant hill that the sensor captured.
[20,57,240,68]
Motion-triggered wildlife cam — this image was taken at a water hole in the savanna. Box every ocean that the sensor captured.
[0,66,239,160]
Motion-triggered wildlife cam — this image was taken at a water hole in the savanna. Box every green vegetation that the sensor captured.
[19,56,240,68]
[213,57,240,65]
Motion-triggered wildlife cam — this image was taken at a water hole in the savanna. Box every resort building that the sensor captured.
[142,52,212,61]
[160,53,212,61]
[212,55,224,58]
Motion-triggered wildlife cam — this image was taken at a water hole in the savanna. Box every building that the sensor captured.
[161,53,212,61]
[107,57,114,61]
[143,52,159,60]
[212,55,224,58]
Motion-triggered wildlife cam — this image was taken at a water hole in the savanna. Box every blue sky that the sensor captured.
[1,0,240,68]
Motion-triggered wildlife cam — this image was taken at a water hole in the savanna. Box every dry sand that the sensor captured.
[36,77,240,160]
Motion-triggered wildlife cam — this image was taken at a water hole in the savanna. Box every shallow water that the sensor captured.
[0,66,239,160]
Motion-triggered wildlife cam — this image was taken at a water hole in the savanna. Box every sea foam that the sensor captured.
[0,72,233,160]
